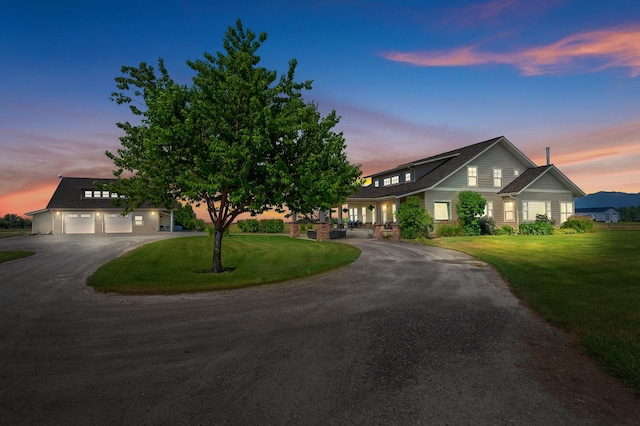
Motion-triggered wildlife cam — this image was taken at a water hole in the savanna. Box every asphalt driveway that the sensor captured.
[0,234,636,425]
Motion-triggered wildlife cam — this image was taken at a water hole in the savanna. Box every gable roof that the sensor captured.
[46,177,119,209]
[349,136,537,200]
[42,177,173,210]
[498,165,586,197]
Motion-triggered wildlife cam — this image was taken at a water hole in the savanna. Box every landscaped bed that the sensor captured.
[88,235,360,295]
[426,230,640,394]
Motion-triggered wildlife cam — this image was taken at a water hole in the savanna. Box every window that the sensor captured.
[467,166,478,187]
[134,215,144,226]
[382,205,388,222]
[374,180,379,187]
[391,175,399,184]
[504,201,515,222]
[514,169,520,177]
[405,172,411,182]
[560,202,573,223]
[383,177,391,186]
[522,201,551,221]
[484,201,493,218]
[80,213,91,218]
[434,202,450,221]
[102,191,110,198]
[361,207,366,222]
[67,213,78,218]
[84,190,93,198]
[493,169,502,187]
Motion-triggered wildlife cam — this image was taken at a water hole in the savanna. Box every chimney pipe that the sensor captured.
[546,147,550,166]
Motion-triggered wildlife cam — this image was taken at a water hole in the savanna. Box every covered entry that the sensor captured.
[63,212,94,234]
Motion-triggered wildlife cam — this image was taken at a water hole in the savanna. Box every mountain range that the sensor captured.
[575,191,640,209]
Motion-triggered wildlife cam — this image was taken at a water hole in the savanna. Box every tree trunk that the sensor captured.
[213,228,224,273]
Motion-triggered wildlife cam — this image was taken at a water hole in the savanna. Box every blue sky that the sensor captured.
[2,0,640,216]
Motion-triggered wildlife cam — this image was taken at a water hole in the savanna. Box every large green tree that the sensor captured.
[107,20,361,272]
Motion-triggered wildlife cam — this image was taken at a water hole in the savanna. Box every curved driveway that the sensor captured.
[0,234,631,424]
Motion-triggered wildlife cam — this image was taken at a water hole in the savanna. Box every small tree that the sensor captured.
[397,196,434,239]
[107,20,361,272]
[456,191,486,236]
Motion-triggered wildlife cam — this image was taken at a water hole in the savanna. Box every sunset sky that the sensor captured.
[2,0,640,219]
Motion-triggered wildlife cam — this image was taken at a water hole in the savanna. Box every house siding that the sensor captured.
[31,211,54,234]
[518,191,573,223]
[437,143,530,191]
[526,172,570,191]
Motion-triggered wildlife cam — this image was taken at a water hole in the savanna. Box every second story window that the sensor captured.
[374,180,379,187]
[391,175,399,184]
[405,172,411,182]
[468,166,478,187]
[493,168,502,187]
[383,177,391,186]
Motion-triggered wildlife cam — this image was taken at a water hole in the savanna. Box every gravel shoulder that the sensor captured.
[0,234,638,425]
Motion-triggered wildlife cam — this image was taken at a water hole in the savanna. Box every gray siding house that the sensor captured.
[575,207,619,222]
[26,177,175,234]
[346,136,585,228]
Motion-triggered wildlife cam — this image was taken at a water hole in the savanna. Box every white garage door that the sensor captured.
[64,212,94,234]
[104,213,132,233]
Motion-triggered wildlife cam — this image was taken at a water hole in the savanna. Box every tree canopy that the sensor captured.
[106,20,361,272]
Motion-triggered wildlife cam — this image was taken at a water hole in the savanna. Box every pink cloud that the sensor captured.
[384,26,640,77]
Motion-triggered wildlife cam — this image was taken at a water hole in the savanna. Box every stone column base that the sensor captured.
[373,224,384,239]
[317,223,332,241]
[391,224,401,241]
[290,223,300,238]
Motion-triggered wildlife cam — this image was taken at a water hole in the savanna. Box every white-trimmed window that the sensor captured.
[522,201,551,221]
[110,192,118,198]
[484,201,493,218]
[434,201,450,221]
[560,202,574,223]
[514,169,520,177]
[391,175,399,185]
[383,177,391,186]
[504,201,515,222]
[405,172,411,182]
[361,207,366,222]
[374,180,379,187]
[134,215,144,226]
[84,190,93,198]
[102,191,110,198]
[382,205,388,222]
[493,169,502,187]
[468,166,478,187]
[67,213,78,218]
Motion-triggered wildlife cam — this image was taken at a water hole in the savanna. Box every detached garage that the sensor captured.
[26,177,175,235]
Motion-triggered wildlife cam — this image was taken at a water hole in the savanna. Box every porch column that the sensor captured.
[170,211,174,232]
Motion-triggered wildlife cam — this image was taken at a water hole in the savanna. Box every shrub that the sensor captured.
[299,224,307,233]
[436,223,465,237]
[561,216,594,233]
[535,213,556,226]
[259,219,284,233]
[456,191,486,236]
[397,196,434,239]
[237,219,260,232]
[519,221,554,235]
[478,216,496,235]
[494,225,516,235]
[553,227,578,235]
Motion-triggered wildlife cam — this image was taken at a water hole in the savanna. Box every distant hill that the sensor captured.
[575,191,640,209]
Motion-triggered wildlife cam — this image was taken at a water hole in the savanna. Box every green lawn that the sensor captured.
[0,229,31,239]
[0,250,35,264]
[88,235,360,294]
[427,231,640,393]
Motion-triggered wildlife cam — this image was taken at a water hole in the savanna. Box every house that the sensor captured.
[346,136,585,228]
[26,177,175,234]
[575,207,619,223]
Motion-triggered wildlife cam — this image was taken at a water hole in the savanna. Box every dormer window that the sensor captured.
[383,177,391,186]
[391,175,399,184]
[84,190,93,198]
[405,172,411,182]
[374,180,379,187]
